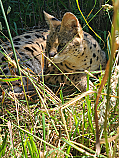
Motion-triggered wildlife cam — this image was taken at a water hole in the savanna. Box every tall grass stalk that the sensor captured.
[0,0,32,124]
[104,1,119,156]
[42,113,46,151]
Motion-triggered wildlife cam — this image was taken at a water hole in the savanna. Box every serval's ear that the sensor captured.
[61,12,80,29]
[60,12,83,37]
[43,11,61,31]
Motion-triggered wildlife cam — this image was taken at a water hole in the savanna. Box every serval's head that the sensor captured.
[44,11,83,61]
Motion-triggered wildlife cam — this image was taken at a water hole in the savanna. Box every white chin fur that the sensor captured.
[53,54,66,63]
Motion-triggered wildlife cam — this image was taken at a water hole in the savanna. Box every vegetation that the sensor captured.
[0,0,119,157]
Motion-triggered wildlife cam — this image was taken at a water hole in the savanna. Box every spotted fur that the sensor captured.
[0,29,49,92]
[0,12,107,93]
[44,11,107,91]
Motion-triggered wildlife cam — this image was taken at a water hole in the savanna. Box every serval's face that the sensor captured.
[44,11,106,71]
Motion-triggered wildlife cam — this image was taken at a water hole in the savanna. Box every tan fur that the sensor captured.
[45,12,106,70]
[0,29,49,92]
[44,12,107,91]
[0,12,107,93]
[0,29,48,75]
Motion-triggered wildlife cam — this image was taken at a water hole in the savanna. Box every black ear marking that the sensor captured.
[52,17,59,21]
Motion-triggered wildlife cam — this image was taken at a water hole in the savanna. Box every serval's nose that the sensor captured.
[49,51,57,57]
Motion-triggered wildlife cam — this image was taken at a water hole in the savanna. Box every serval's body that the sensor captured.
[0,29,49,92]
[0,12,106,93]
[44,12,107,91]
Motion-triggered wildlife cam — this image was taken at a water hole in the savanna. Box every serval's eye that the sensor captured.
[57,43,65,52]
[61,43,66,47]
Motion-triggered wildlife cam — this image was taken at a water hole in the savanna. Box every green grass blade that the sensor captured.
[60,90,64,104]
[30,136,39,158]
[19,129,28,158]
[0,132,7,157]
[42,113,46,151]
[27,140,33,158]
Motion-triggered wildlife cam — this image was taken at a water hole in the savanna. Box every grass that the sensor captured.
[0,0,119,157]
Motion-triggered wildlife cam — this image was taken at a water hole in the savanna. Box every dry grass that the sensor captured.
[0,0,119,157]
